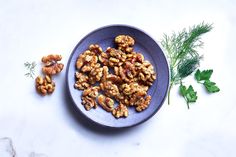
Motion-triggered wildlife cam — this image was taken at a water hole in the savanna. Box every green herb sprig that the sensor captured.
[195,69,220,93]
[161,22,213,106]
[179,83,197,109]
[24,61,37,79]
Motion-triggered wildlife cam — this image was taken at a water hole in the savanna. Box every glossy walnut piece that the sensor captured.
[35,75,55,96]
[112,103,129,118]
[115,35,135,53]
[42,54,64,75]
[97,94,114,112]
[81,86,100,110]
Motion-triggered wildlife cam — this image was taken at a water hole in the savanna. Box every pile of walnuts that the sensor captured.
[35,54,64,96]
[74,35,156,118]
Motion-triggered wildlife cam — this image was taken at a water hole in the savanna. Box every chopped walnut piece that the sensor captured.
[98,52,109,66]
[82,96,97,111]
[88,63,103,84]
[100,81,120,98]
[81,56,98,72]
[115,93,130,106]
[41,54,64,75]
[89,44,103,54]
[135,95,152,112]
[81,86,100,110]
[112,103,129,118]
[35,75,55,95]
[138,60,156,86]
[115,35,135,53]
[82,86,100,98]
[97,94,114,112]
[106,74,123,84]
[74,72,90,90]
[76,50,98,72]
[106,47,126,67]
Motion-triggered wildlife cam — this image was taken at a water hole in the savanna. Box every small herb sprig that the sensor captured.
[24,61,37,79]
[179,83,197,109]
[195,69,220,93]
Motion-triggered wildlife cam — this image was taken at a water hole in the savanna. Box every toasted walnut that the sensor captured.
[101,66,109,82]
[35,75,55,95]
[81,86,100,110]
[106,74,123,84]
[112,103,129,118]
[41,54,64,75]
[74,72,90,90]
[136,53,144,63]
[135,95,152,112]
[124,61,137,78]
[138,61,156,86]
[82,96,97,111]
[116,63,137,83]
[81,55,98,72]
[98,52,109,65]
[118,66,130,83]
[121,82,143,95]
[97,94,114,112]
[106,47,126,67]
[100,81,120,98]
[115,35,135,53]
[82,86,100,98]
[76,50,98,72]
[89,44,103,54]
[126,52,144,64]
[120,83,136,95]
[118,83,148,106]
[88,64,103,84]
[115,93,130,106]
[114,66,119,75]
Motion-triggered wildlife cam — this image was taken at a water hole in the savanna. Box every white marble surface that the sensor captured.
[0,0,236,156]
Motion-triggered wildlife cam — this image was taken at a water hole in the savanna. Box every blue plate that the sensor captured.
[66,25,169,128]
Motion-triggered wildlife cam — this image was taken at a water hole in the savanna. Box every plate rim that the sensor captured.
[66,24,170,128]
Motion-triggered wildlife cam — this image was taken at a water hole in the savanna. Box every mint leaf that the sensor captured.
[204,80,220,93]
[195,69,213,82]
[179,83,197,109]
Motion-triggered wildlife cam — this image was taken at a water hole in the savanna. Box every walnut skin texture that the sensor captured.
[74,36,156,118]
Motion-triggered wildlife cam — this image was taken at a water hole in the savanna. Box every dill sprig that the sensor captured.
[161,22,213,105]
[24,61,37,79]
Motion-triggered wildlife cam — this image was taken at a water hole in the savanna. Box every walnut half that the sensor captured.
[135,95,152,112]
[81,86,100,110]
[35,75,55,96]
[41,54,64,75]
[112,103,129,118]
[97,94,114,112]
[115,35,135,53]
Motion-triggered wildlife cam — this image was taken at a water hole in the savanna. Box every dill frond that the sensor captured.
[24,61,37,79]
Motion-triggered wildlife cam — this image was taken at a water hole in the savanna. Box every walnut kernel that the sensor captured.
[41,54,64,75]
[112,104,129,118]
[35,75,55,95]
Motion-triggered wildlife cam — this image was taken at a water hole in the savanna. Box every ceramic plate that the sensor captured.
[66,25,169,128]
